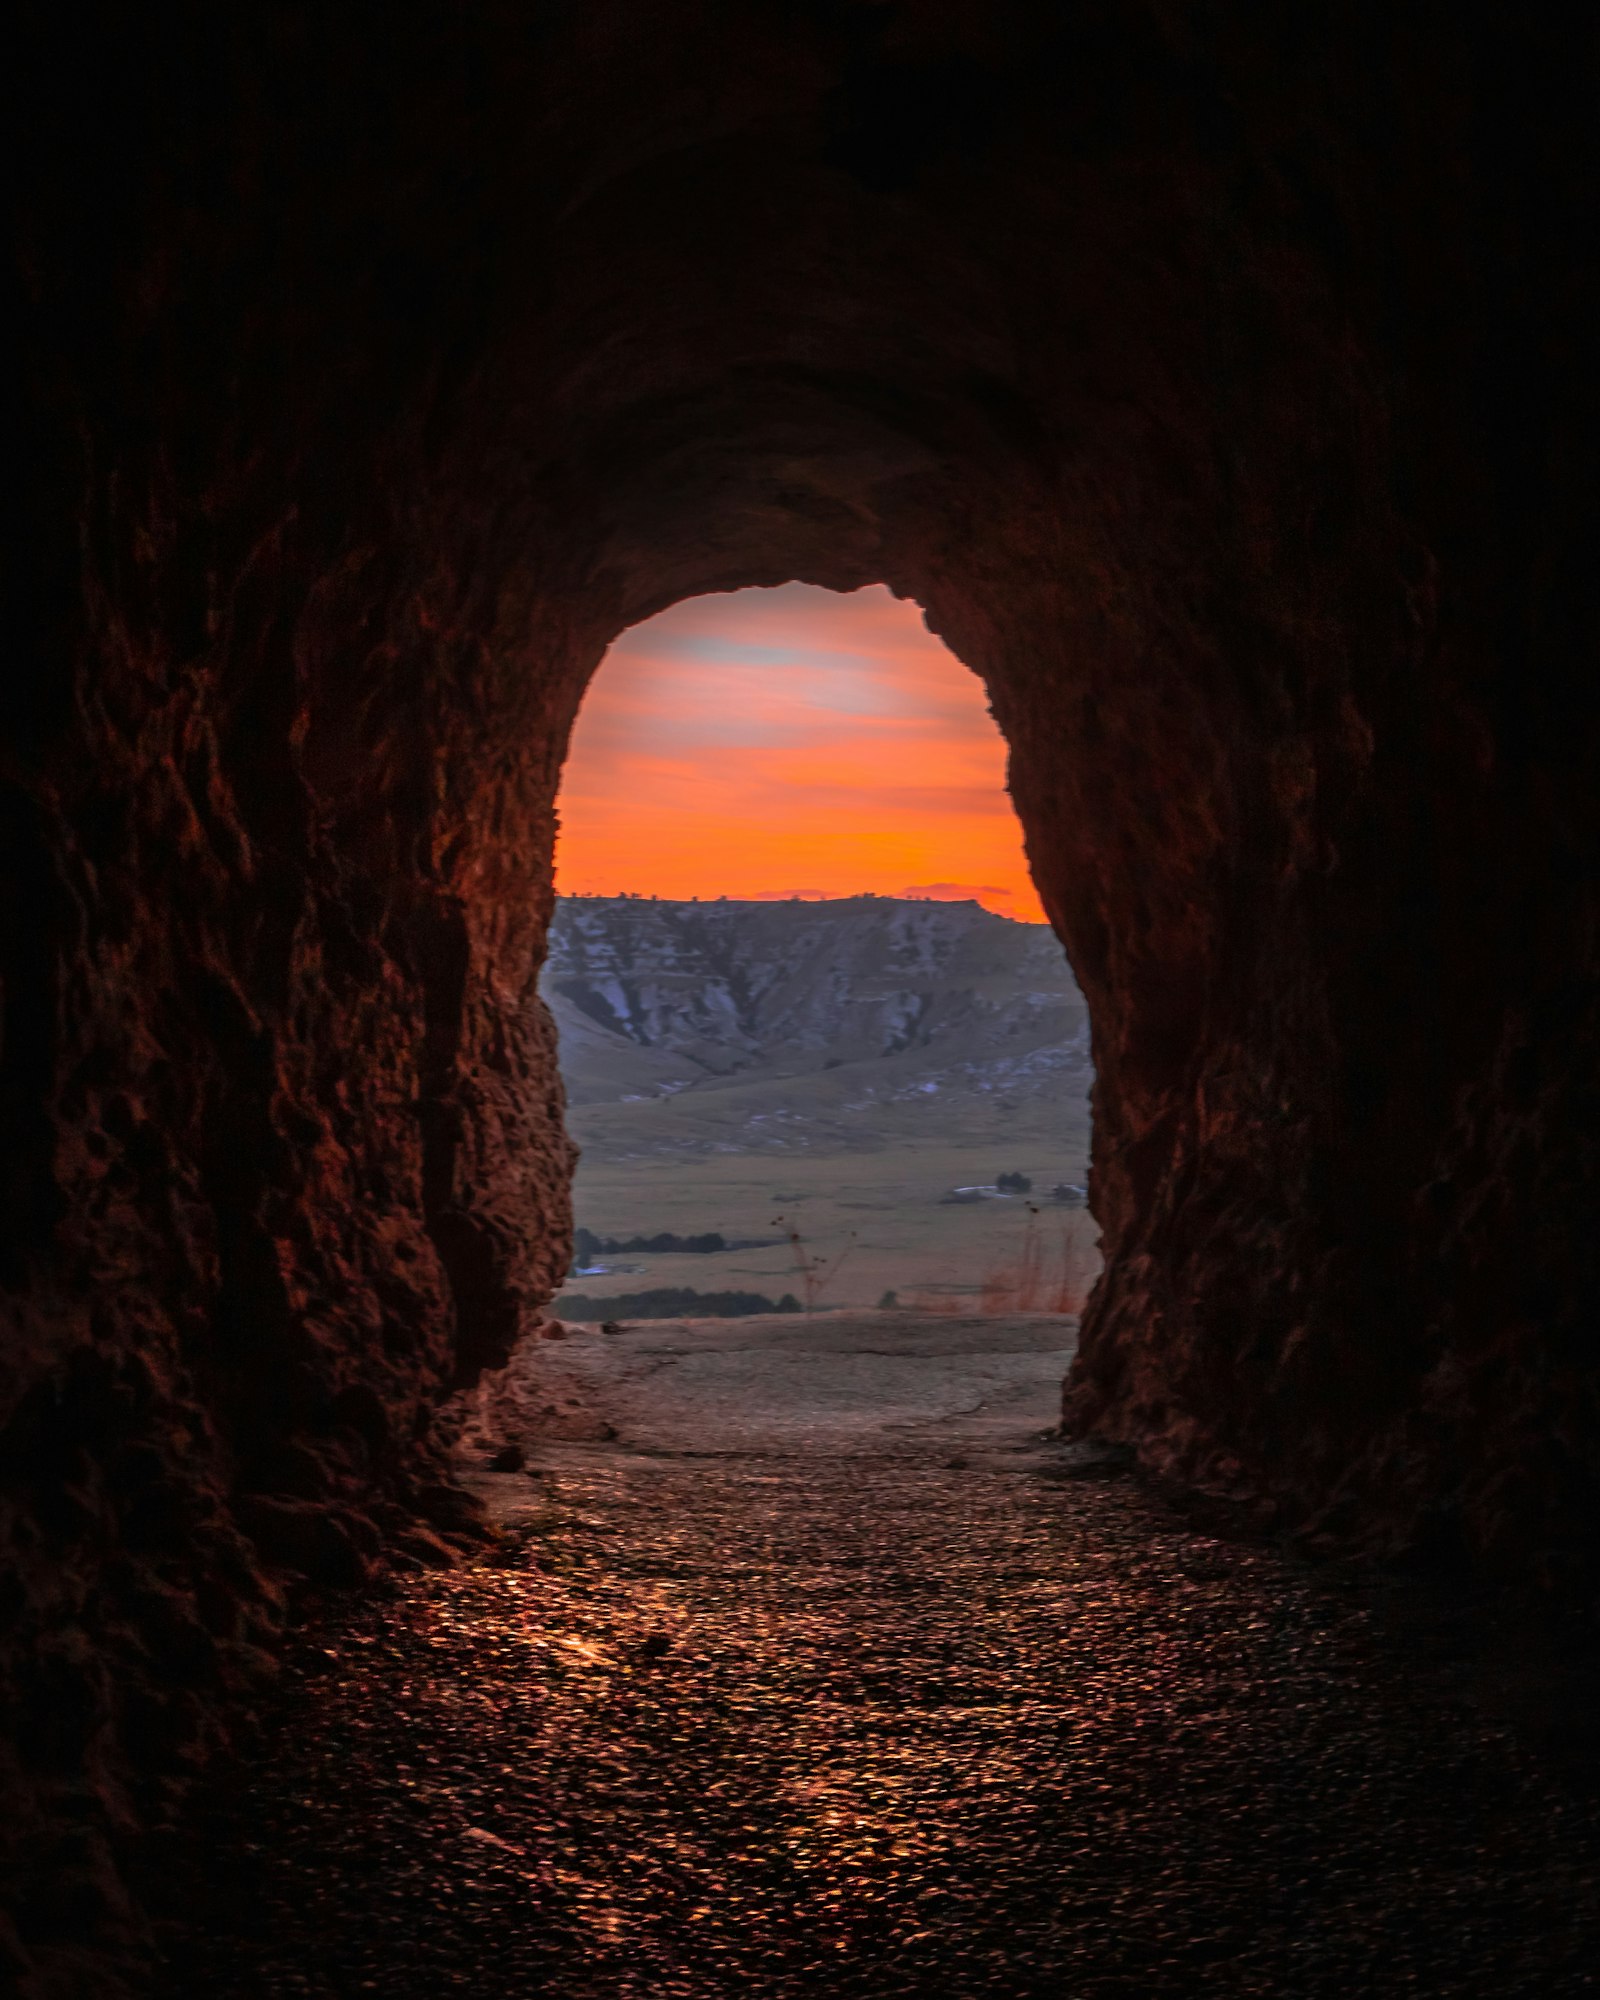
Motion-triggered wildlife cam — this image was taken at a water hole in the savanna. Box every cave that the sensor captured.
[7,3,1598,1988]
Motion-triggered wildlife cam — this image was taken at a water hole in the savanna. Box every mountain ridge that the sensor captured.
[542,895,1092,1159]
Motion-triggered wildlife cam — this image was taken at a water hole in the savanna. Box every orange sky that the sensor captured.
[555,584,1045,922]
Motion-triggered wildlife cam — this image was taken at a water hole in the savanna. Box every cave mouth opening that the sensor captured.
[9,13,1600,1990]
[541,581,1099,1329]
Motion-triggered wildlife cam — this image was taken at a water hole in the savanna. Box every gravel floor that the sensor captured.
[155,1318,1600,1997]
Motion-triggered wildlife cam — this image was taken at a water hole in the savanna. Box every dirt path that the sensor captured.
[157,1315,1600,1996]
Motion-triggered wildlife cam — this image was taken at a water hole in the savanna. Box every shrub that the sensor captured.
[555,1286,802,1320]
[571,1226,745,1266]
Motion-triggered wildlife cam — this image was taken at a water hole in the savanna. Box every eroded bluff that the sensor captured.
[6,3,1598,1990]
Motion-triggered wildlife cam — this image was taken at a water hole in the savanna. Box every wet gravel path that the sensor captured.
[158,1317,1600,1996]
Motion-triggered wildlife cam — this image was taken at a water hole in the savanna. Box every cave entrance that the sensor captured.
[543,583,1099,1330]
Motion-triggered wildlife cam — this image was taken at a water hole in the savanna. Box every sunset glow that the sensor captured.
[555,584,1045,922]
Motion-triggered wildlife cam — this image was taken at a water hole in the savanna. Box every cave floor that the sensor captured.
[156,1314,1600,1997]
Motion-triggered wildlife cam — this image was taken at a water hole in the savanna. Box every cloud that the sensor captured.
[900,882,1011,901]
[556,583,1044,921]
[899,882,1042,921]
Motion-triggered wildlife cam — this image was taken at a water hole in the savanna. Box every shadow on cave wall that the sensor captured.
[5,2,1599,1989]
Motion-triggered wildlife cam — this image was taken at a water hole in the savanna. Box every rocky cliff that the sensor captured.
[543,894,1090,1104]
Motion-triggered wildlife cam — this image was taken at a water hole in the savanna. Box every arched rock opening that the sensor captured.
[8,3,1598,1984]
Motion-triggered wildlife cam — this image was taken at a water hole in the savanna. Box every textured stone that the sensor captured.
[6,3,1599,1990]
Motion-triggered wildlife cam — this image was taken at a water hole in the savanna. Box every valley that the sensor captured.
[541,895,1100,1314]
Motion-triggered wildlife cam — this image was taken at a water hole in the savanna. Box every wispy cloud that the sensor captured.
[555,583,1044,921]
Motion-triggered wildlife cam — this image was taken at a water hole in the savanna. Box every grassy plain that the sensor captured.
[565,1136,1101,1316]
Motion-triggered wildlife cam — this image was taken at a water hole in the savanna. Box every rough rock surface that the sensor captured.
[7,4,1600,1989]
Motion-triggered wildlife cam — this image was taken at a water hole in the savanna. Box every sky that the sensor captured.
[554,583,1045,922]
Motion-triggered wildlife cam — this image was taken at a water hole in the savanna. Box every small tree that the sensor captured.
[773,1215,856,1312]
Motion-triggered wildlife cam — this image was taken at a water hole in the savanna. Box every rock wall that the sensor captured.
[6,3,1597,1987]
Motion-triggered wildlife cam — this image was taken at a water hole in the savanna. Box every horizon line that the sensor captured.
[555,888,1048,922]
